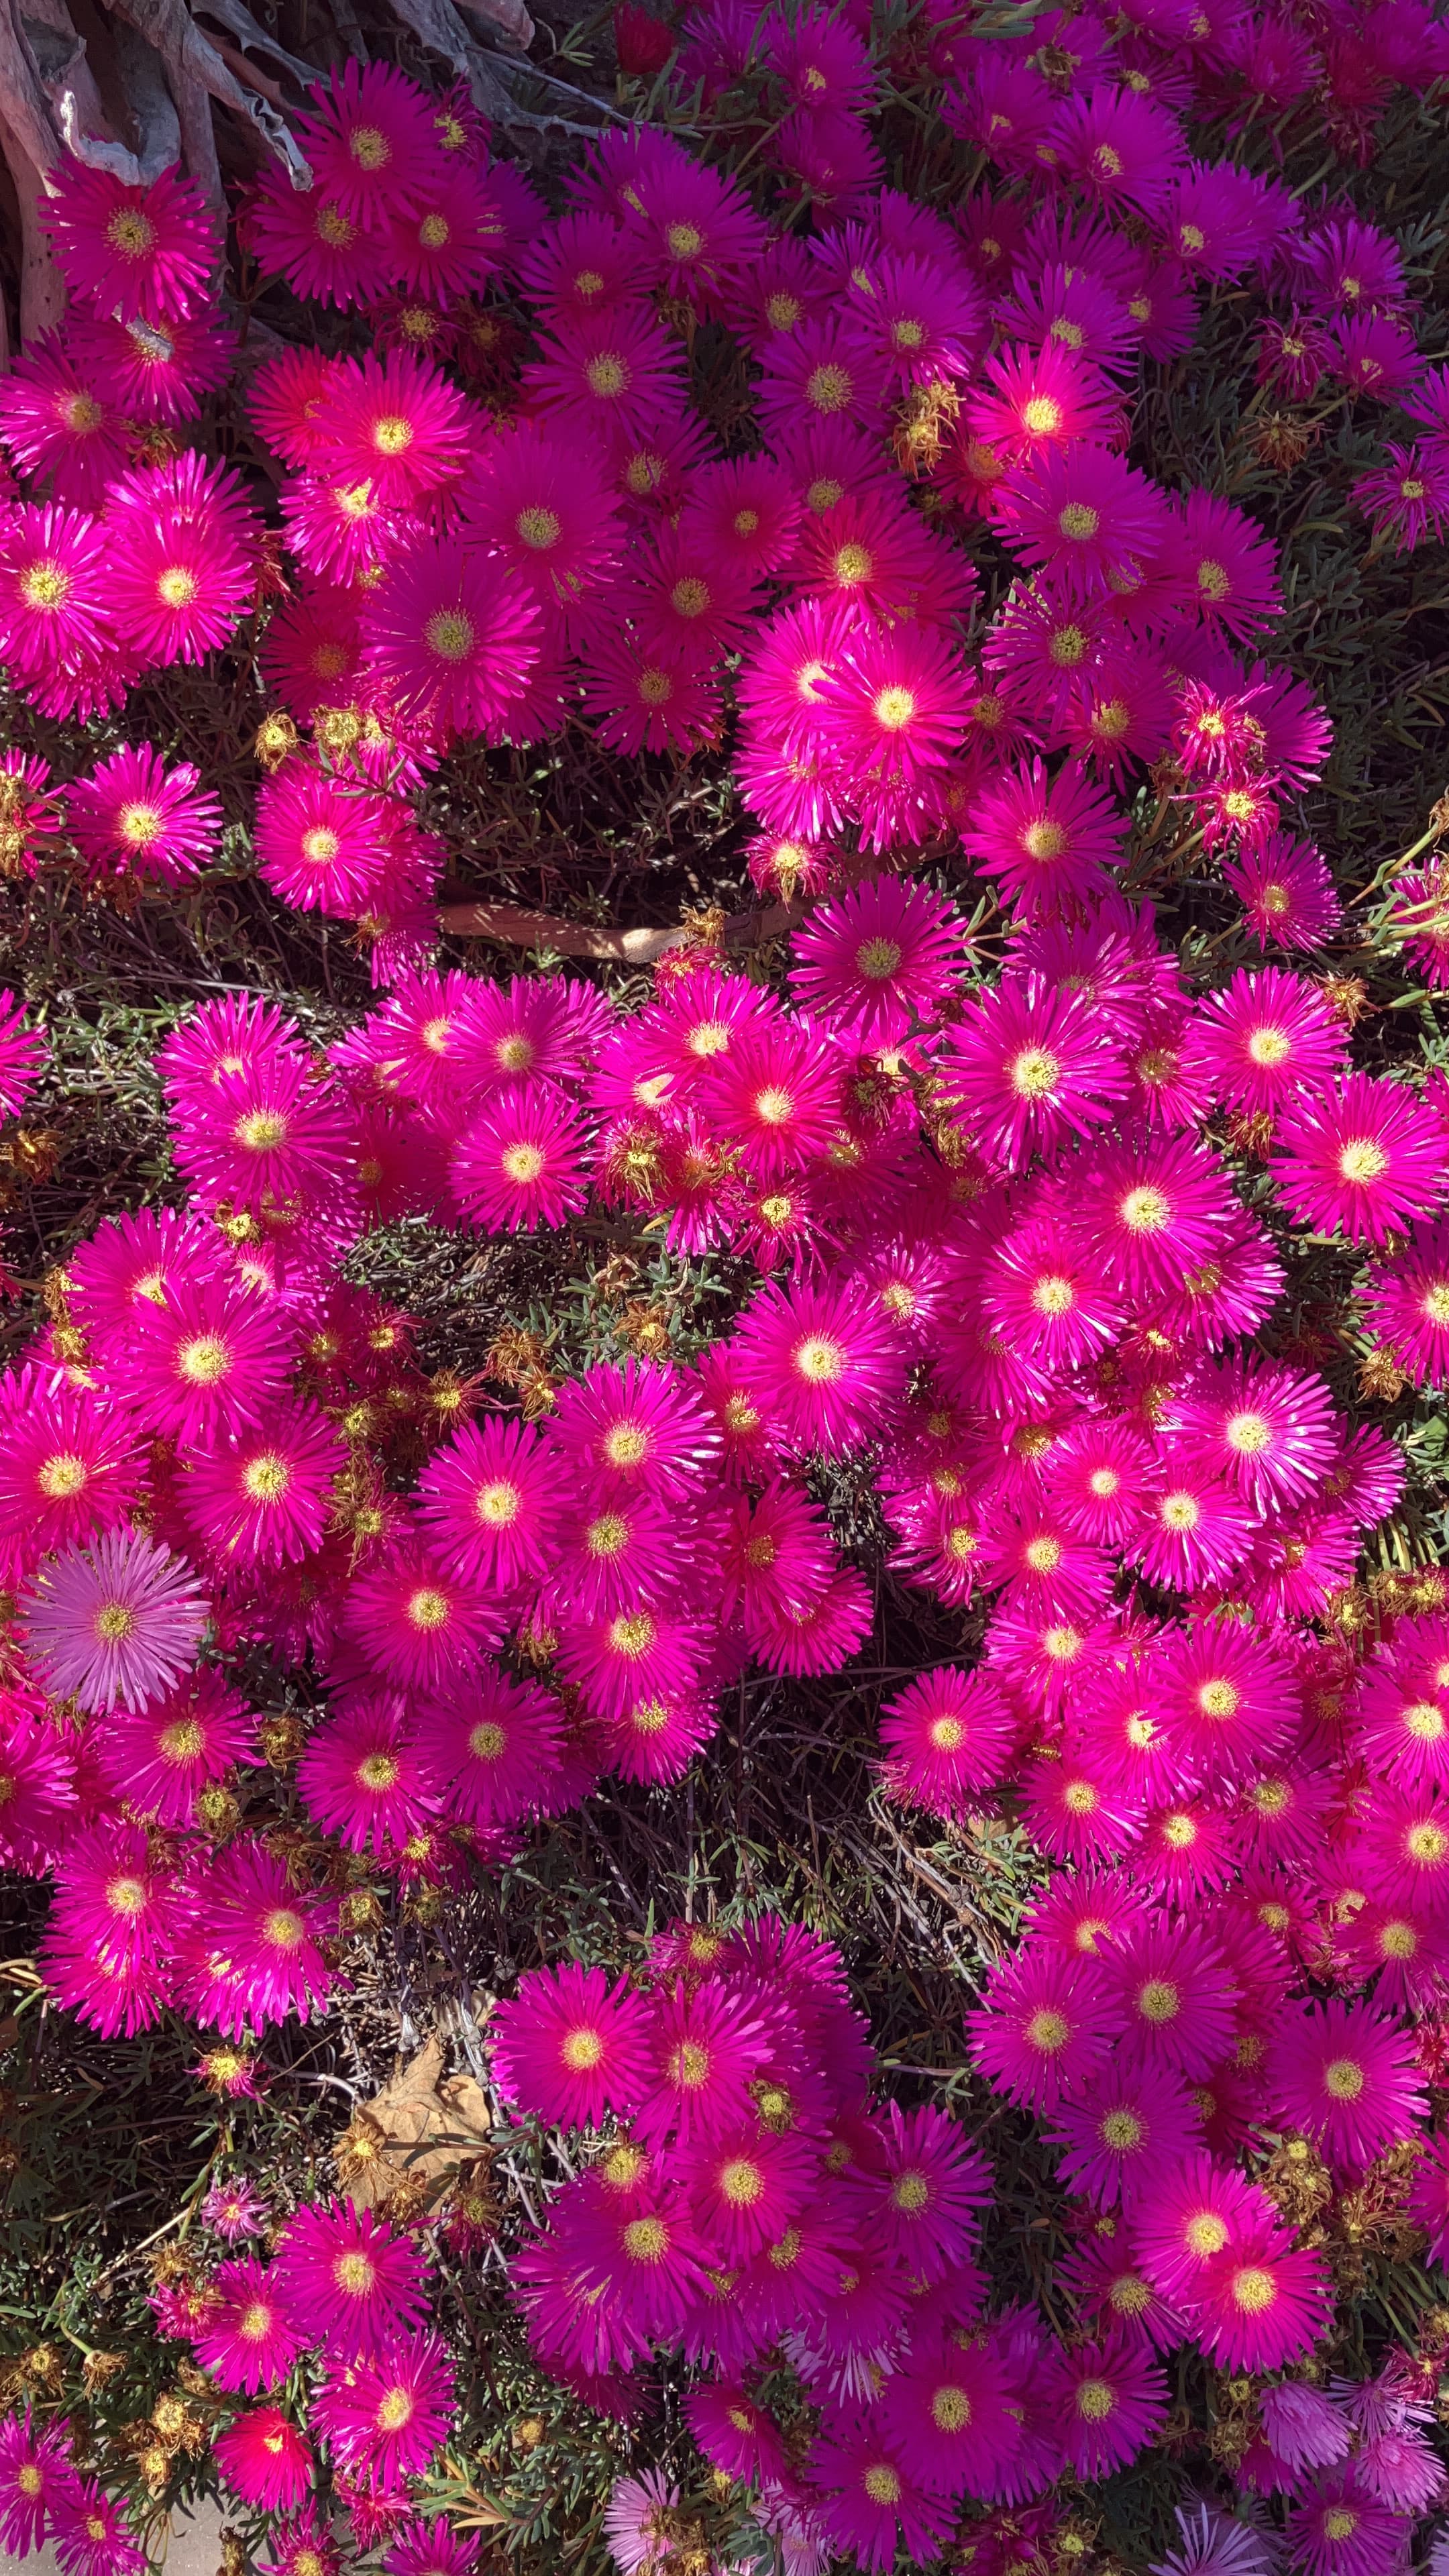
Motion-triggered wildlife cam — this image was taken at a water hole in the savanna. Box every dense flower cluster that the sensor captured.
[3,0,1449,2561]
[3,864,1449,2562]
[0,11,1442,959]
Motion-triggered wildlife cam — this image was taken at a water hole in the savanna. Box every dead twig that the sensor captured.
[437,897,803,962]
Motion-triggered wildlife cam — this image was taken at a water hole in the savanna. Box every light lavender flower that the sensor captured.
[1152,2503,1279,2576]
[21,1530,207,1712]
[604,2471,681,2576]
[1261,2383,1352,2474]
[201,2174,271,2243]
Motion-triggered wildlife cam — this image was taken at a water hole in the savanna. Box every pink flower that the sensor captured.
[490,1961,651,2128]
[174,1836,338,2035]
[44,162,217,324]
[364,539,539,743]
[1040,2334,1170,2476]
[213,2408,315,2512]
[877,1666,1018,1816]
[790,876,966,1047]
[962,758,1126,914]
[1267,1998,1426,2173]
[313,2335,456,2491]
[732,1277,902,1457]
[452,1087,588,1232]
[1273,1072,1446,1244]
[272,2198,429,2365]
[193,2257,306,2394]
[66,745,221,886]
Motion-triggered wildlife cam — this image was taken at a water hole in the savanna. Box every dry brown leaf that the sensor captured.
[335,2037,494,2211]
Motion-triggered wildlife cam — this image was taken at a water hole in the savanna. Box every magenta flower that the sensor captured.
[174,1835,337,2036]
[490,1961,651,2129]
[808,2428,951,2575]
[790,877,966,1048]
[967,1949,1111,2112]
[946,979,1128,1170]
[213,2408,315,2512]
[366,539,539,743]
[272,2198,429,2365]
[0,2410,80,2556]
[96,1670,254,1828]
[182,1403,347,1568]
[1267,1998,1426,2173]
[962,757,1126,914]
[452,1086,588,1233]
[1040,2334,1170,2476]
[66,746,221,886]
[1193,2231,1334,2371]
[1285,2471,1411,2576]
[44,162,216,323]
[193,2257,306,2394]
[732,1277,902,1457]
[1224,833,1343,949]
[50,2479,146,2576]
[297,1699,441,1857]
[1273,1072,1446,1244]
[313,2334,455,2491]
[1046,2063,1197,2210]
[877,1666,1018,1817]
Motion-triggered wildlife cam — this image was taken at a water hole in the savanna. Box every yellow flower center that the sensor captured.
[1121,1185,1169,1232]
[1138,1978,1180,2021]
[425,609,474,663]
[1339,1139,1388,1183]
[21,561,68,609]
[1022,395,1063,435]
[37,1452,88,1499]
[517,505,561,550]
[561,2027,604,2070]
[1101,2108,1144,2151]
[806,363,851,413]
[1026,2007,1070,2053]
[623,2213,669,2263]
[609,1612,655,1657]
[720,2157,765,2205]
[794,1334,845,1383]
[107,207,157,257]
[873,686,916,731]
[1076,2378,1116,2420]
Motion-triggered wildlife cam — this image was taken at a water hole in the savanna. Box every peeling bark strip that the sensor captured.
[105,0,311,179]
[436,899,805,963]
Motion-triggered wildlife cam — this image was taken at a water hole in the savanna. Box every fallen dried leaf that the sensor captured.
[334,2037,494,2210]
